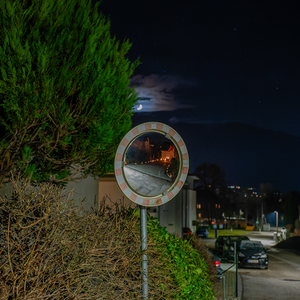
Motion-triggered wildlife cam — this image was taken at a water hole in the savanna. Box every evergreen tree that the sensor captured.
[0,0,140,187]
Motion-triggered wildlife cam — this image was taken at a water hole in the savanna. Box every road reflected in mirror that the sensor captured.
[124,132,180,197]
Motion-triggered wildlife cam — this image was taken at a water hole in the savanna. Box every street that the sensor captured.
[205,230,300,299]
[240,247,300,300]
[240,231,300,300]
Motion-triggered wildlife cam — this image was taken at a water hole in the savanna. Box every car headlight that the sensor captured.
[238,252,245,257]
[260,254,267,258]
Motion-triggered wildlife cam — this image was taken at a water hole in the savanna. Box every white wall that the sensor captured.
[187,189,197,233]
[158,186,197,238]
[158,190,183,238]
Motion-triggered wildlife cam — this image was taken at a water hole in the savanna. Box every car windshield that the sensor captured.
[218,236,248,242]
[230,237,243,241]
[240,241,264,251]
[198,228,207,232]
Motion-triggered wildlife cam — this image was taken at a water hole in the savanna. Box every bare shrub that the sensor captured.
[0,172,178,299]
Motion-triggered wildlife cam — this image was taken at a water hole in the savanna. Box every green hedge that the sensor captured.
[133,209,215,300]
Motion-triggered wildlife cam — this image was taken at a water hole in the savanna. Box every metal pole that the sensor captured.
[234,241,238,298]
[276,212,278,234]
[140,206,148,299]
[223,275,225,300]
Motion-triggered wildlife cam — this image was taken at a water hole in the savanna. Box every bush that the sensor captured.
[146,214,215,299]
[0,173,214,299]
[189,235,219,286]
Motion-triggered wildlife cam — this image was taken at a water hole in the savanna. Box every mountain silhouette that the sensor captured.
[132,112,300,193]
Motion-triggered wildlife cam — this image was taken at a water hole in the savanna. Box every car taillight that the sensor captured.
[214,261,220,268]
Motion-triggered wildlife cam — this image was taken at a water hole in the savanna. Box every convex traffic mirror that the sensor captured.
[115,122,189,207]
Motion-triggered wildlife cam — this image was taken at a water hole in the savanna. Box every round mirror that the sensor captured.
[115,122,189,207]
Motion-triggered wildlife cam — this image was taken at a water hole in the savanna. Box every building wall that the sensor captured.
[98,175,136,209]
[158,190,183,238]
[65,173,99,213]
[187,189,197,233]
[0,171,99,215]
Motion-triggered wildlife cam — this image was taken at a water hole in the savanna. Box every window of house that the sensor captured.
[197,204,201,209]
[198,213,201,218]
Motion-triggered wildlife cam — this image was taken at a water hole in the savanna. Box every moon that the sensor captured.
[137,104,143,111]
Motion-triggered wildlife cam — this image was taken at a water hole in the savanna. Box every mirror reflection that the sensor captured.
[124,132,180,197]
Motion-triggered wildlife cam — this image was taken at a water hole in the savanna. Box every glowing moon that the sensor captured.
[137,104,143,111]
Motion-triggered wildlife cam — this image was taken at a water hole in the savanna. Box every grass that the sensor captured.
[207,229,250,239]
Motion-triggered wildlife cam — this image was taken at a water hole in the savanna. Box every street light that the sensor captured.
[274,211,278,234]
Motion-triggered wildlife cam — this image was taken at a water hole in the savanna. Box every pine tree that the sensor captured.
[0,0,140,187]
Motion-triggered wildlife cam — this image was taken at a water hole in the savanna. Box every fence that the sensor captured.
[213,242,241,300]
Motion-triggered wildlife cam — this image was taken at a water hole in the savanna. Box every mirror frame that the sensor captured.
[114,122,189,207]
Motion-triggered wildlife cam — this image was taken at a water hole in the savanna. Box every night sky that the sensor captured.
[94,0,300,193]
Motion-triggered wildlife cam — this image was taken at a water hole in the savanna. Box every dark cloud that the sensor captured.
[130,74,195,112]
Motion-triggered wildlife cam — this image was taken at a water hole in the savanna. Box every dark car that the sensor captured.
[215,235,250,259]
[196,227,209,238]
[238,240,268,269]
[182,227,192,240]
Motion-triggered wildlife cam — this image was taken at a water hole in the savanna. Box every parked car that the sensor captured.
[196,227,209,238]
[238,240,268,269]
[215,235,250,259]
[182,227,192,240]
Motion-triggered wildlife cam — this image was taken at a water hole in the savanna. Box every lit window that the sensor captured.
[197,204,201,209]
[198,213,202,218]
[218,204,220,208]
[215,204,217,208]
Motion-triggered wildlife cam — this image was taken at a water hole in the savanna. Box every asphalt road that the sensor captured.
[240,247,300,300]
[205,230,300,299]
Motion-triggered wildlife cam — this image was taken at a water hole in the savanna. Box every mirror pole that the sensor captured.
[140,205,148,299]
